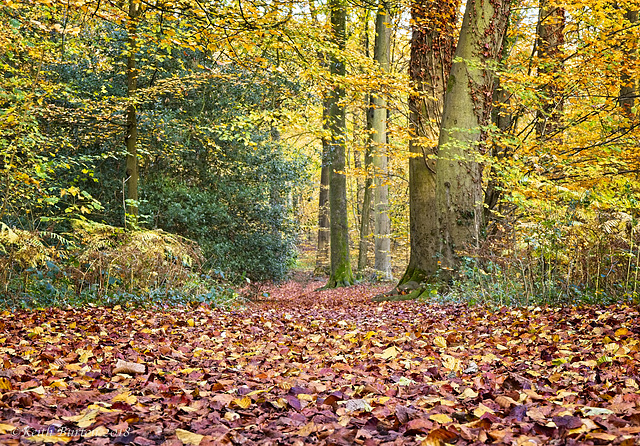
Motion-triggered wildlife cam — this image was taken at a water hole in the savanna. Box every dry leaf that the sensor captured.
[113,359,146,375]
[176,428,204,445]
[434,336,447,349]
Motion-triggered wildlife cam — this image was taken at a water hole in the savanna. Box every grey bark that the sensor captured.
[357,99,374,271]
[535,0,565,141]
[620,9,638,115]
[435,0,511,274]
[327,0,354,287]
[372,2,393,280]
[397,0,459,288]
[315,98,331,274]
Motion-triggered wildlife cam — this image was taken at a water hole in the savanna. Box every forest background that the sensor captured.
[1,0,639,307]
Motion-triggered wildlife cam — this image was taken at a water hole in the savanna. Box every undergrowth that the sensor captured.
[0,220,240,309]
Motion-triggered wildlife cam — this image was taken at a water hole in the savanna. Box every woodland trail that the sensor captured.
[0,281,639,445]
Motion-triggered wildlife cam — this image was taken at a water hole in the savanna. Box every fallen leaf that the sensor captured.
[176,428,204,445]
[429,413,453,424]
[434,336,447,349]
[113,359,145,375]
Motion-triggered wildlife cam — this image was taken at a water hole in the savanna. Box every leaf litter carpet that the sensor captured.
[0,279,639,445]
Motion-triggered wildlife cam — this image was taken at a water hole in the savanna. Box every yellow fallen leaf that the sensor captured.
[112,391,137,404]
[176,428,204,445]
[69,322,76,329]
[27,434,72,443]
[459,387,478,399]
[0,423,15,434]
[473,403,495,418]
[28,386,46,395]
[62,409,99,428]
[429,413,453,424]
[434,336,447,349]
[380,346,401,360]
[246,388,269,396]
[232,396,251,409]
[614,327,629,337]
[588,432,617,442]
[297,422,317,436]
[187,319,195,327]
[0,377,12,390]
[442,355,460,371]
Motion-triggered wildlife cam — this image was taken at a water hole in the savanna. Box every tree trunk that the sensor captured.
[396,0,459,290]
[620,8,638,116]
[315,98,331,275]
[435,0,511,274]
[535,0,565,141]
[372,1,393,280]
[327,0,354,287]
[124,0,140,229]
[357,97,374,272]
[357,11,372,273]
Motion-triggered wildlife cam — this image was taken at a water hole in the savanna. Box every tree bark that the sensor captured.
[620,8,638,116]
[357,98,374,272]
[327,0,354,287]
[357,12,373,273]
[535,0,565,141]
[396,0,459,290]
[372,1,393,280]
[435,0,511,275]
[315,98,331,275]
[125,0,140,229]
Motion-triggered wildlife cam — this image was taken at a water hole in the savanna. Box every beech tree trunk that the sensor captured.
[372,1,393,280]
[535,0,565,141]
[435,0,511,274]
[357,13,373,273]
[327,0,354,287]
[315,99,331,274]
[125,0,140,229]
[396,0,459,289]
[620,9,638,115]
[357,97,374,271]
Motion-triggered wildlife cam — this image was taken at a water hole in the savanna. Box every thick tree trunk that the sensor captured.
[315,99,331,275]
[124,0,140,229]
[372,2,393,280]
[535,1,565,141]
[435,0,511,274]
[327,0,354,287]
[396,0,459,290]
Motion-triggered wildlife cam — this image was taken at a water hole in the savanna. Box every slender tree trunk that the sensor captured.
[620,9,638,116]
[125,0,140,229]
[327,0,354,287]
[357,11,373,273]
[315,98,331,274]
[396,0,459,290]
[535,0,565,141]
[484,80,513,223]
[372,1,393,280]
[435,0,511,274]
[358,98,374,271]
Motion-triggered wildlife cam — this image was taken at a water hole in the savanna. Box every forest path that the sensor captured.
[1,283,638,445]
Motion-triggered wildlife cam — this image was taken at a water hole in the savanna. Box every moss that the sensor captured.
[326,258,354,288]
[372,265,434,302]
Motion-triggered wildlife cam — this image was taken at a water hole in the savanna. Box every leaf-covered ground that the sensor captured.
[1,279,640,445]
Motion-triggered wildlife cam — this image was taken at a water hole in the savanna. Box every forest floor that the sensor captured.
[0,278,639,445]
